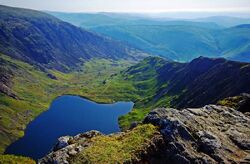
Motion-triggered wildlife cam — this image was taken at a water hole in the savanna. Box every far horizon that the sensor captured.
[1,0,250,14]
[47,11,250,19]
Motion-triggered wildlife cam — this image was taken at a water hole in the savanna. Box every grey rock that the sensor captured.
[196,131,221,154]
[129,121,138,129]
[144,105,250,163]
[39,131,102,164]
[53,136,71,151]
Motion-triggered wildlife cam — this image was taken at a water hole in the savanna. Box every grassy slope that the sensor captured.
[110,56,250,129]
[102,57,175,128]
[0,53,138,153]
[0,155,35,164]
[71,124,158,163]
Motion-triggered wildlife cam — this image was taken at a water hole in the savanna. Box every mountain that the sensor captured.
[40,97,250,163]
[92,25,250,62]
[121,56,250,108]
[49,12,250,62]
[48,12,221,29]
[47,12,133,27]
[214,24,250,62]
[91,25,220,61]
[0,5,146,72]
[0,5,149,154]
[89,56,250,129]
[194,16,250,27]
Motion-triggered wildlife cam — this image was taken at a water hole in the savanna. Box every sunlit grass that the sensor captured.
[71,124,158,163]
[0,155,35,164]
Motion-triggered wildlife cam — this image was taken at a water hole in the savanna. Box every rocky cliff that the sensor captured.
[40,98,250,163]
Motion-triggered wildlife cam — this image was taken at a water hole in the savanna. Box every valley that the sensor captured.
[0,4,249,164]
[0,53,138,154]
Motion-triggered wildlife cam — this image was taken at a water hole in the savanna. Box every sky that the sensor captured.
[0,0,250,13]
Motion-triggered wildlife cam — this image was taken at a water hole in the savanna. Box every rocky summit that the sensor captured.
[40,103,250,163]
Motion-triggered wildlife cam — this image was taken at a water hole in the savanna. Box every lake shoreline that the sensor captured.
[5,95,134,160]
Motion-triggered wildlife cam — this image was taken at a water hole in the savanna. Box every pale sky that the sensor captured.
[0,0,250,12]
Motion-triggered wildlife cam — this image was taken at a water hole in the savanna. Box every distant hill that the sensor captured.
[92,24,250,62]
[0,5,146,72]
[193,16,250,27]
[48,12,221,29]
[214,24,250,62]
[91,25,220,61]
[49,12,250,63]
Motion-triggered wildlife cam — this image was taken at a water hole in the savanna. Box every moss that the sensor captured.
[0,155,35,164]
[118,107,151,130]
[71,124,158,163]
[217,96,244,109]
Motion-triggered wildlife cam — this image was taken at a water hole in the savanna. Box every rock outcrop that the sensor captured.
[39,131,102,164]
[40,104,250,163]
[0,63,18,99]
[144,105,250,163]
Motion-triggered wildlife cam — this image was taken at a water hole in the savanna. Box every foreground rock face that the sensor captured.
[40,104,250,163]
[144,105,250,163]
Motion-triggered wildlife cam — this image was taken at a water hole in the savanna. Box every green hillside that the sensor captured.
[115,56,250,127]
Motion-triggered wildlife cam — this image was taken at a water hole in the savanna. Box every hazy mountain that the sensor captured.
[48,12,221,29]
[214,24,250,62]
[49,12,250,62]
[194,16,250,27]
[0,5,146,72]
[91,25,219,61]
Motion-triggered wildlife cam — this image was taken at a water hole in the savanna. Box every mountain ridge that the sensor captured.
[115,56,250,128]
[0,5,147,72]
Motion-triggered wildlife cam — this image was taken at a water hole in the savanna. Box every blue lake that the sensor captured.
[5,95,133,160]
